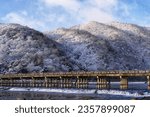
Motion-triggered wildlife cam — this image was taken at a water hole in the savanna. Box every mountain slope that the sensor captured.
[0,24,78,73]
[1,21,150,73]
[47,21,150,71]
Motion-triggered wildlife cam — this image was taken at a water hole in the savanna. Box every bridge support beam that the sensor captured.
[120,76,128,90]
[147,76,150,90]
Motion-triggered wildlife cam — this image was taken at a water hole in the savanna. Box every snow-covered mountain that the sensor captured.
[48,21,150,71]
[0,21,150,73]
[0,24,78,73]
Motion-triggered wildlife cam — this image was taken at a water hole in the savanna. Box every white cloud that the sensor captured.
[79,0,118,22]
[1,0,135,31]
[80,8,115,23]
[88,0,118,9]
[1,11,48,30]
[40,0,119,23]
[41,0,80,12]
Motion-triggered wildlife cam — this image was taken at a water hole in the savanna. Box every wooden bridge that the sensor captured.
[0,70,150,90]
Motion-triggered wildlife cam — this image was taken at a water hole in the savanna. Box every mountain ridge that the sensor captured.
[0,21,150,73]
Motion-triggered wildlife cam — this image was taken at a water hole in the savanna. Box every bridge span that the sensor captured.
[0,70,150,90]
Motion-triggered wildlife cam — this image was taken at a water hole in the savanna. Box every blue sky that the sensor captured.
[0,0,150,31]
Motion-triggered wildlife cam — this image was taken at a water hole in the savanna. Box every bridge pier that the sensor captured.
[76,76,84,88]
[49,78,52,88]
[52,78,55,87]
[2,79,5,86]
[96,76,110,89]
[21,78,24,87]
[59,77,68,88]
[20,78,23,87]
[147,76,150,90]
[66,78,68,88]
[63,78,67,88]
[5,79,8,86]
[51,78,54,88]
[9,79,12,87]
[82,78,88,89]
[67,78,72,88]
[120,76,128,90]
[76,76,79,88]
[0,78,2,87]
[32,77,35,87]
[76,77,87,89]
[45,77,48,88]
[80,78,83,88]
[60,77,63,88]
[81,78,85,88]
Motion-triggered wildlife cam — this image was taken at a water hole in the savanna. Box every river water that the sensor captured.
[0,82,150,100]
[0,87,150,100]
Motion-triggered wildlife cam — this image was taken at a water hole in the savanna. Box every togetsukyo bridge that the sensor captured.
[0,70,150,90]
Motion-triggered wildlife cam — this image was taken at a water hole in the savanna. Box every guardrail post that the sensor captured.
[120,76,128,90]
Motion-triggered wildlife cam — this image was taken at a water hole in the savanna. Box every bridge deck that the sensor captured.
[0,70,150,78]
[0,70,150,90]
